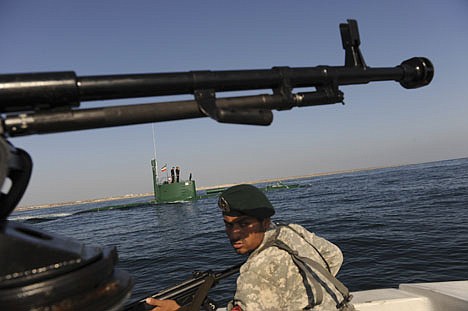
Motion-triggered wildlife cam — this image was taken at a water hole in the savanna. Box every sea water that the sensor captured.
[9,158,468,307]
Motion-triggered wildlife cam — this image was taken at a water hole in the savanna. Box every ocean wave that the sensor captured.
[9,213,74,223]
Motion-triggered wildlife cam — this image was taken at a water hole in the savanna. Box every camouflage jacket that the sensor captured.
[227,223,345,311]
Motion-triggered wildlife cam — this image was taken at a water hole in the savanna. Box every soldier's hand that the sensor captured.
[145,297,181,311]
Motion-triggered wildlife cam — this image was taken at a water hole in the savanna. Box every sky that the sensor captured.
[1,1,467,207]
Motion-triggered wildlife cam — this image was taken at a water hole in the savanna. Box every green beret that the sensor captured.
[218,184,275,219]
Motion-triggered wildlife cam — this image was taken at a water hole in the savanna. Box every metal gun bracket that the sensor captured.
[194,89,273,126]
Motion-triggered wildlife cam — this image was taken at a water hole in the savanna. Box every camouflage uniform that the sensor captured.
[227,223,346,311]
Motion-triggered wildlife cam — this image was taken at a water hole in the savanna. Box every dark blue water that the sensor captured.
[9,158,468,306]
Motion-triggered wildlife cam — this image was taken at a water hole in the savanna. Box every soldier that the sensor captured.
[146,184,353,311]
[175,166,180,183]
[170,167,175,183]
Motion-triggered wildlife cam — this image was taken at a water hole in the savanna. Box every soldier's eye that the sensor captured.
[238,222,252,228]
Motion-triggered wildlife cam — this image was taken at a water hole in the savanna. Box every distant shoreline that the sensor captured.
[15,165,396,211]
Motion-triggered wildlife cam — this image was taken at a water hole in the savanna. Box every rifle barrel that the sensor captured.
[124,263,242,311]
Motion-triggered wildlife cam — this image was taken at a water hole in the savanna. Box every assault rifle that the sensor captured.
[124,263,242,311]
[0,20,433,310]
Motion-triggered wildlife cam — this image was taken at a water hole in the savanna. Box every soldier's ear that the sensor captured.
[262,218,271,230]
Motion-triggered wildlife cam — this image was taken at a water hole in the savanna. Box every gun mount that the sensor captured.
[0,20,434,310]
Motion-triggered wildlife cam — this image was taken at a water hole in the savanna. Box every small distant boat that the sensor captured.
[204,187,227,195]
[264,181,300,191]
[202,182,300,198]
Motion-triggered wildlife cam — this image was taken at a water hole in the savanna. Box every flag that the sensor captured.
[161,164,167,172]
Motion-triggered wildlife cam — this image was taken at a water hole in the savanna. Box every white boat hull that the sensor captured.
[217,280,468,311]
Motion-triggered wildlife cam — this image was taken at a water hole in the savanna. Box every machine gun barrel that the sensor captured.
[0,57,433,136]
[0,58,432,112]
[0,20,434,133]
